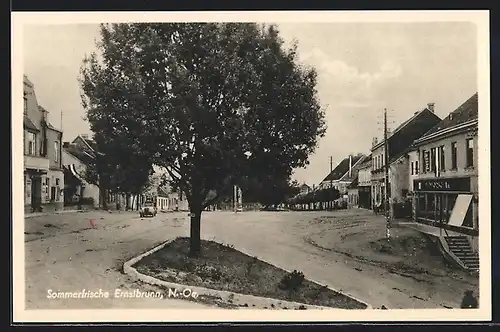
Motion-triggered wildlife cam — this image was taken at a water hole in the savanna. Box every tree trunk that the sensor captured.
[125,193,131,210]
[100,187,108,210]
[189,206,202,258]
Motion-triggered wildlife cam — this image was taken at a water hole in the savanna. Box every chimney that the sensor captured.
[81,134,89,139]
[372,137,378,146]
[427,103,435,113]
[63,142,70,149]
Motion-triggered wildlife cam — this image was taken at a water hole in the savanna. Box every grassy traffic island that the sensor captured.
[132,237,368,309]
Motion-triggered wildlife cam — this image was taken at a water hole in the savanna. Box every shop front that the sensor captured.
[413,176,477,236]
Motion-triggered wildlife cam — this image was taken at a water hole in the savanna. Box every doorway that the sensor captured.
[30,175,42,212]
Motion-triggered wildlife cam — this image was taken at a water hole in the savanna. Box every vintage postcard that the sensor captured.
[12,10,491,323]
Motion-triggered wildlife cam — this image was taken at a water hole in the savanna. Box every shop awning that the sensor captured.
[448,194,473,227]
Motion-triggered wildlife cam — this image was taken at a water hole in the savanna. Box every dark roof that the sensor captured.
[372,108,441,151]
[84,138,97,150]
[321,154,364,182]
[389,150,408,164]
[419,93,478,139]
[72,135,97,153]
[347,176,359,189]
[24,116,39,131]
[64,145,94,164]
[357,154,372,168]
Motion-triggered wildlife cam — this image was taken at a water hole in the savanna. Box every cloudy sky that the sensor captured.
[23,21,477,185]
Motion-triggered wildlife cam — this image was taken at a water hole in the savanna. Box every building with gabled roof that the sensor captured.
[370,104,441,209]
[407,93,479,267]
[23,75,65,213]
[319,153,367,196]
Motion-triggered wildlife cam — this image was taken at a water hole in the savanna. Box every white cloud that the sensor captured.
[299,48,403,107]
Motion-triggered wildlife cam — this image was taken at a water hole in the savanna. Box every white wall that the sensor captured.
[389,156,410,202]
[358,167,372,187]
[62,149,100,207]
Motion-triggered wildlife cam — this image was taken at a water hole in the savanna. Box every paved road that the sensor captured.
[23,209,475,310]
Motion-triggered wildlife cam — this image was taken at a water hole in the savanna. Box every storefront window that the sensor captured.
[417,193,426,213]
[446,194,458,218]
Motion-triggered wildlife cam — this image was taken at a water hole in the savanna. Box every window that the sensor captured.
[421,149,426,173]
[430,147,436,173]
[466,138,474,167]
[26,132,36,155]
[439,145,445,171]
[411,161,414,175]
[54,141,59,163]
[50,186,56,201]
[422,149,430,173]
[451,142,457,169]
[415,160,419,174]
[23,94,28,116]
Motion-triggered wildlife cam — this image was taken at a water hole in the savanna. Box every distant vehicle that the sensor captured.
[139,201,157,218]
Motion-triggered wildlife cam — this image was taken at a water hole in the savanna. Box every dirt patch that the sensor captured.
[25,231,44,235]
[44,224,60,229]
[304,213,479,306]
[133,237,367,309]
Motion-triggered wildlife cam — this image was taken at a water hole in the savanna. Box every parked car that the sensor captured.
[139,201,157,217]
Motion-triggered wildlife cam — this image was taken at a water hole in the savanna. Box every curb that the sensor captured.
[123,238,373,310]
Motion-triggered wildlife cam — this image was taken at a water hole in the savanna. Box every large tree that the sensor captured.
[80,23,326,257]
[82,131,153,210]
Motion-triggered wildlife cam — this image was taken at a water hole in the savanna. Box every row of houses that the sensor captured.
[293,93,479,267]
[23,75,188,214]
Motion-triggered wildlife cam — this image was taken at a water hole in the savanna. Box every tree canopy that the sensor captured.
[240,175,301,207]
[79,23,326,256]
[287,187,341,205]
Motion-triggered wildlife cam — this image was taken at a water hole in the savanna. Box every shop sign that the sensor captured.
[414,177,470,192]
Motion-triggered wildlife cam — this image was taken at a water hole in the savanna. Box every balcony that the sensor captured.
[24,154,49,170]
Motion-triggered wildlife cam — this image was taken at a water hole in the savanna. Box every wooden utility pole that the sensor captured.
[383,108,391,239]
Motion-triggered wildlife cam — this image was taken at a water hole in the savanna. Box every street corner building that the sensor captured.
[407,93,479,271]
[23,75,64,213]
[369,103,442,212]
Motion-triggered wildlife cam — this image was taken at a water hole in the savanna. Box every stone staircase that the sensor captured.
[444,236,479,271]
